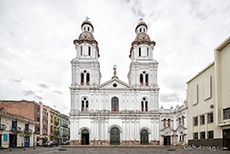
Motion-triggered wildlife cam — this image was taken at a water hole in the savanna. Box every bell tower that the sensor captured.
[128,20,158,89]
[71,18,101,88]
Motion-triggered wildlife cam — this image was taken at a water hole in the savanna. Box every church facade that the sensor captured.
[69,19,187,145]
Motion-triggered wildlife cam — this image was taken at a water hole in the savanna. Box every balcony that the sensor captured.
[0,124,6,130]
[54,121,59,126]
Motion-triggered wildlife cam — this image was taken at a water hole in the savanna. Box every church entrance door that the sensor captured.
[110,127,120,145]
[81,129,89,145]
[141,129,149,145]
[163,136,171,146]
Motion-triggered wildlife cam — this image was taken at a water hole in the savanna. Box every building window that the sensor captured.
[81,97,89,111]
[111,97,119,112]
[25,124,29,132]
[193,132,198,139]
[178,117,181,126]
[139,48,141,57]
[80,71,90,85]
[37,117,40,122]
[208,131,214,139]
[200,115,205,125]
[80,46,83,55]
[140,74,143,86]
[88,27,90,31]
[86,73,90,85]
[145,74,149,86]
[140,28,142,33]
[193,116,198,126]
[167,119,171,127]
[12,121,17,131]
[147,47,149,56]
[182,116,185,125]
[200,132,205,139]
[223,107,230,120]
[88,46,91,56]
[37,108,40,113]
[163,119,166,127]
[141,97,148,112]
[208,112,213,123]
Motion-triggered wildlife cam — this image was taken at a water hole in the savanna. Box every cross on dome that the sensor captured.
[139,18,143,22]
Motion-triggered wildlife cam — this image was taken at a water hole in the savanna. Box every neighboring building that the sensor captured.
[69,19,188,146]
[60,114,69,143]
[50,108,60,142]
[187,37,230,149]
[0,100,49,146]
[159,102,187,146]
[0,110,36,148]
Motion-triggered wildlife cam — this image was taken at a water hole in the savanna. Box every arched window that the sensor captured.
[140,74,143,86]
[163,119,166,127]
[88,27,90,31]
[81,97,89,111]
[140,28,142,32]
[88,46,91,56]
[139,48,141,57]
[111,97,119,112]
[86,73,90,85]
[147,47,149,56]
[168,119,171,127]
[81,73,84,85]
[178,117,181,126]
[182,116,185,125]
[80,71,90,85]
[143,28,145,32]
[80,46,83,55]
[141,97,148,112]
[145,74,149,86]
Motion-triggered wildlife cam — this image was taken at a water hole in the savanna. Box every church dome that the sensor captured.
[81,20,94,32]
[78,31,95,41]
[135,21,148,33]
[134,33,151,42]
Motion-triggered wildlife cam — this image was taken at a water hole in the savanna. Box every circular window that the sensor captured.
[143,98,146,100]
[113,83,117,87]
[84,70,87,73]
[143,71,146,74]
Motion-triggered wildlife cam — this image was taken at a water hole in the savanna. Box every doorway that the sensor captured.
[81,129,89,145]
[9,134,17,147]
[24,136,30,147]
[163,136,171,146]
[223,129,230,150]
[110,127,120,145]
[141,129,149,145]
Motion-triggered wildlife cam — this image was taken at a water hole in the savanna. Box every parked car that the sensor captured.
[62,140,70,145]
[43,141,58,147]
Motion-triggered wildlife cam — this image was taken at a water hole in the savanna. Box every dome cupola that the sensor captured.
[81,17,94,33]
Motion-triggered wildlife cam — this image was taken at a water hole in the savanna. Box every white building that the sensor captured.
[69,19,187,145]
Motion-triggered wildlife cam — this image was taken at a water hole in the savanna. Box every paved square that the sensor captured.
[0,147,229,154]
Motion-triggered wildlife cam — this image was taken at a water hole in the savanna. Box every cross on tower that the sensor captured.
[139,18,143,22]
[113,64,117,77]
[86,16,90,20]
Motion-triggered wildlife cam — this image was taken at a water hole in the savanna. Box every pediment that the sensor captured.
[175,125,187,132]
[160,127,174,135]
[99,77,130,90]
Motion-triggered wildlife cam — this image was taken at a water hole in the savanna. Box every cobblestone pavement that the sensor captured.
[0,146,229,154]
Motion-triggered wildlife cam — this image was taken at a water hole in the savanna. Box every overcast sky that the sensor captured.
[0,0,229,115]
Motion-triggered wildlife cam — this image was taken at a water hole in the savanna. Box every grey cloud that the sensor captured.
[23,90,35,96]
[34,95,43,100]
[10,78,23,83]
[38,83,49,89]
[53,90,63,95]
[160,93,181,103]
[131,1,145,18]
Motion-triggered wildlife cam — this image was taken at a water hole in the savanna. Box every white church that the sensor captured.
[69,19,187,146]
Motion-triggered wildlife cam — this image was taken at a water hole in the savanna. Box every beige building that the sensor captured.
[187,37,230,149]
[0,110,36,148]
[50,108,60,142]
